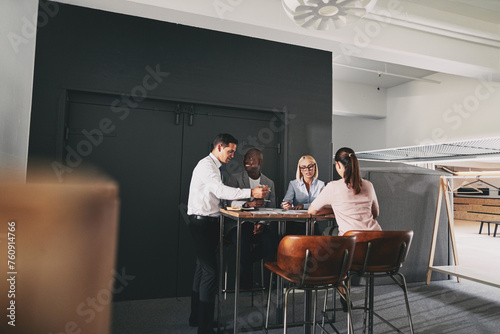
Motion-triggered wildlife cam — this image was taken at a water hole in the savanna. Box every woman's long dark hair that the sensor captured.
[335,147,362,195]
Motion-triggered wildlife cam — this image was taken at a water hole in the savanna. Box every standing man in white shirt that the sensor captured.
[187,133,269,334]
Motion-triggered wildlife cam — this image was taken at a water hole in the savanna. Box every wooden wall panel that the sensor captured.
[454,197,500,221]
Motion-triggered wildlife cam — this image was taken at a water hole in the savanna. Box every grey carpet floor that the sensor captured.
[113,220,500,333]
[112,278,500,333]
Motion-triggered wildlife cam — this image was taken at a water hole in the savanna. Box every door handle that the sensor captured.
[188,105,194,126]
[175,104,181,125]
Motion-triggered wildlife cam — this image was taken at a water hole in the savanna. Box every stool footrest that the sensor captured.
[222,287,266,293]
[372,311,405,334]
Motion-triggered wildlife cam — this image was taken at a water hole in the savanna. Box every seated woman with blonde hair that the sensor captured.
[282,155,325,235]
[282,155,325,211]
[308,147,381,236]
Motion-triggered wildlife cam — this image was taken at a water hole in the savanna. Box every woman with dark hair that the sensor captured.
[308,147,381,236]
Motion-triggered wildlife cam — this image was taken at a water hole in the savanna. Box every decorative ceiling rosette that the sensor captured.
[282,0,377,30]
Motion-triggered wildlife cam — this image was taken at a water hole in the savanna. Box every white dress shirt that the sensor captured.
[187,153,251,217]
[231,176,260,208]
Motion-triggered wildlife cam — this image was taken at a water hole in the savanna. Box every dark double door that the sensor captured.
[64,91,284,300]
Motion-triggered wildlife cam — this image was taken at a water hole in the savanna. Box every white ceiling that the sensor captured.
[332,0,500,88]
[333,57,437,88]
[418,0,500,23]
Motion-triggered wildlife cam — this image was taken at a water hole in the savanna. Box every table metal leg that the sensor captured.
[276,275,283,323]
[304,294,312,334]
[276,221,285,323]
[234,218,241,334]
[304,218,313,334]
[368,274,375,334]
[218,216,224,333]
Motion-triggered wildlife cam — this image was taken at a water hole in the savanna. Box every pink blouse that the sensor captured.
[310,179,381,236]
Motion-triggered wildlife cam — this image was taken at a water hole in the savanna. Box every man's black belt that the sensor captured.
[190,215,219,223]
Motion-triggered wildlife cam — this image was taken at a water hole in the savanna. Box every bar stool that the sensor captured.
[344,230,414,334]
[220,240,267,331]
[264,235,357,334]
[222,257,266,304]
[221,222,272,301]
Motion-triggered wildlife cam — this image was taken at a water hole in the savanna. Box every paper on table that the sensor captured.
[249,209,309,215]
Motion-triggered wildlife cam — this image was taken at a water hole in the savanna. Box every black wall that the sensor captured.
[29,3,332,183]
[28,3,332,300]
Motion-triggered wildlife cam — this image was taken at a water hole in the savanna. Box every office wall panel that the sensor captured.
[29,3,332,300]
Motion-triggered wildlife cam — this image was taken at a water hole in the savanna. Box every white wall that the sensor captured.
[333,71,500,153]
[386,72,500,148]
[333,81,387,152]
[0,0,39,182]
[334,81,387,119]
[333,115,387,152]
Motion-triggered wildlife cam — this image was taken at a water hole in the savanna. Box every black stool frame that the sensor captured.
[347,238,414,334]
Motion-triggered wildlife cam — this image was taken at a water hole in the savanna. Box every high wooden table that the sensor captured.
[218,208,335,334]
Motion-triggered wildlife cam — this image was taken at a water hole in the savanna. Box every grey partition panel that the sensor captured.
[361,162,449,283]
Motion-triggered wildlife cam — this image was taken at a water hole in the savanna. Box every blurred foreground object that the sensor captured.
[0,178,119,333]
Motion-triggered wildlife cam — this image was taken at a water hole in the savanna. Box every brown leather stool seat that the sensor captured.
[344,230,415,334]
[264,235,356,334]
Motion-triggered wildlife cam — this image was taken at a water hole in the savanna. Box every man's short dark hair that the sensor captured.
[213,133,238,147]
[245,148,263,160]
